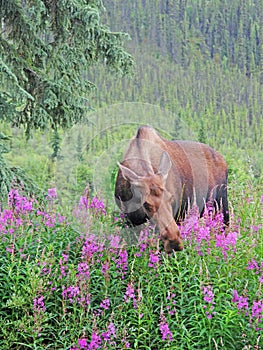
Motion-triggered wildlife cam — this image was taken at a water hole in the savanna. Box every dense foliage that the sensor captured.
[0,0,134,136]
[0,0,134,198]
[0,185,262,349]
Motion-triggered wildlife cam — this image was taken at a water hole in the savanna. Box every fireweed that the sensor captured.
[232,290,263,331]
[159,308,173,342]
[202,285,216,319]
[166,289,177,316]
[232,258,263,331]
[1,189,263,349]
[71,322,117,350]
[77,195,107,218]
[247,258,263,283]
[180,205,238,260]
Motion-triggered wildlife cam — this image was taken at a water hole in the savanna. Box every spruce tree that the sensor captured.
[0,0,134,136]
[0,0,134,199]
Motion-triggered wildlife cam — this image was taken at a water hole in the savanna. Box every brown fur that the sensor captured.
[115,126,229,253]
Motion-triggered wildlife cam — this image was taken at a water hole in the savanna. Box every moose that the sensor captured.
[115,126,229,253]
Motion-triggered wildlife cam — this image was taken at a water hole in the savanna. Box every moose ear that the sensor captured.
[157,152,171,180]
[117,162,142,185]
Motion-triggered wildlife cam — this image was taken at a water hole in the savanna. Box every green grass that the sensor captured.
[0,178,262,349]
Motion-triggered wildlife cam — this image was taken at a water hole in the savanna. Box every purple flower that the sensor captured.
[137,226,158,252]
[215,231,238,259]
[247,259,259,271]
[232,290,249,313]
[196,226,211,245]
[203,286,215,304]
[232,290,239,303]
[101,261,110,277]
[100,298,110,310]
[8,189,33,214]
[78,338,88,349]
[159,312,173,341]
[77,262,90,279]
[148,251,160,269]
[124,283,135,301]
[79,196,89,210]
[109,235,121,249]
[117,249,128,277]
[124,283,136,307]
[6,244,15,254]
[62,285,80,303]
[251,300,263,324]
[179,205,200,240]
[202,285,216,318]
[102,322,116,340]
[47,188,57,199]
[33,295,46,312]
[89,197,106,216]
[237,296,249,311]
[81,236,102,259]
[247,258,263,283]
[57,213,66,223]
[59,253,68,278]
[39,261,52,276]
[88,333,102,349]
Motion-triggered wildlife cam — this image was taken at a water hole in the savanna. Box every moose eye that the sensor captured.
[143,202,152,213]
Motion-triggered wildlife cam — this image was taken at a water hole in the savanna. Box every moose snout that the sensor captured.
[161,222,184,253]
[164,238,184,253]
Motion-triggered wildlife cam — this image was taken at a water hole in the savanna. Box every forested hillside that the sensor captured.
[2,0,263,199]
[105,0,263,72]
[88,0,263,154]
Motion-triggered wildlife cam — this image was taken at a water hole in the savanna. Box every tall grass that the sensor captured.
[0,183,262,349]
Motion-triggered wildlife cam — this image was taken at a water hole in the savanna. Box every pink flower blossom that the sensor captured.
[89,197,106,216]
[102,322,116,340]
[251,300,263,324]
[88,333,102,349]
[202,285,216,318]
[101,261,110,277]
[100,298,110,310]
[232,290,249,314]
[78,338,87,349]
[77,262,90,279]
[62,285,80,303]
[117,249,128,278]
[8,189,33,214]
[109,235,121,249]
[81,236,102,259]
[33,295,46,312]
[59,253,68,278]
[148,251,160,269]
[124,283,136,307]
[47,188,57,198]
[159,312,173,341]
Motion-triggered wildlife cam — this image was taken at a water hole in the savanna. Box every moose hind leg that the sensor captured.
[217,184,229,226]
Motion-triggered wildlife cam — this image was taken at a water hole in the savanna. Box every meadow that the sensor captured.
[0,171,262,349]
[1,1,263,349]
